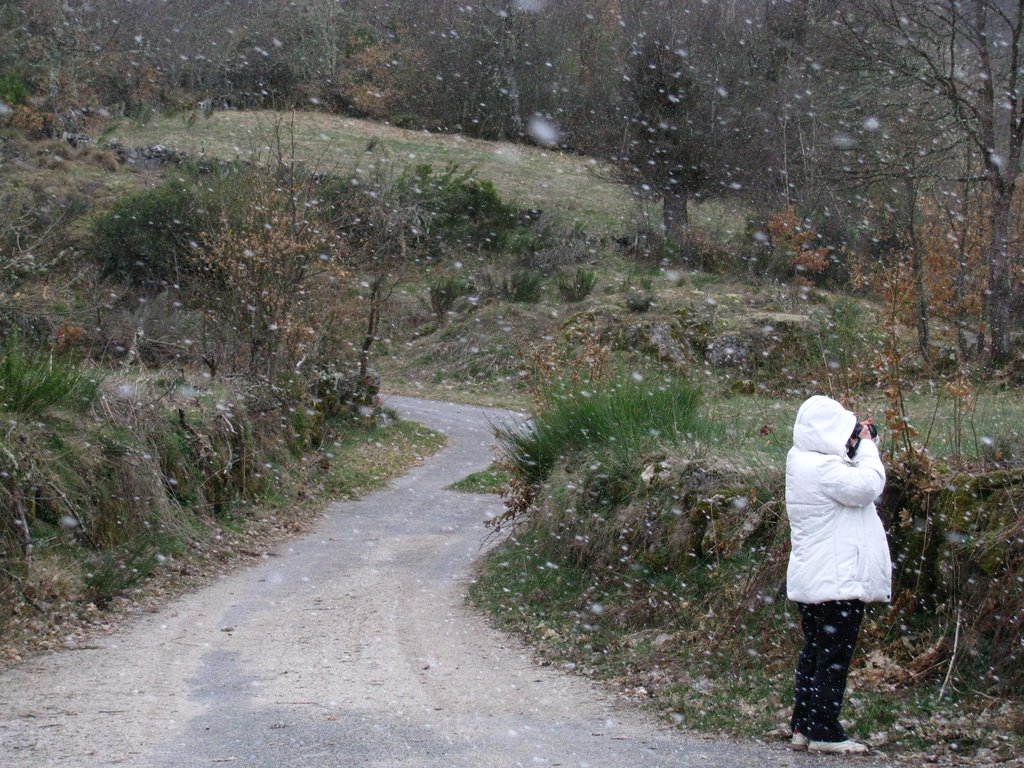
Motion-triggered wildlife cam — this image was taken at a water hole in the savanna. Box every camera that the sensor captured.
[847,421,878,458]
[853,421,878,441]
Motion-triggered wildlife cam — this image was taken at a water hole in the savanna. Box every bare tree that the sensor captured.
[812,62,954,360]
[327,160,434,380]
[837,0,1024,363]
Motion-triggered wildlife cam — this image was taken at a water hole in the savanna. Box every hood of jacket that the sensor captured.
[792,395,856,458]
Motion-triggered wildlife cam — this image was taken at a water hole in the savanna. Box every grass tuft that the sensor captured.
[448,465,511,494]
[0,336,101,417]
[502,270,545,303]
[556,267,598,303]
[496,375,708,488]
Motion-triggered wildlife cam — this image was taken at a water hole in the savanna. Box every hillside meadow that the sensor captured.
[104,110,637,234]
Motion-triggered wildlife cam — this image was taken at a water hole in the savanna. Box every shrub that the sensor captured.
[0,335,101,416]
[0,72,30,106]
[470,269,503,301]
[81,541,161,607]
[556,267,597,303]
[805,297,881,387]
[396,163,525,250]
[502,270,544,303]
[678,230,737,274]
[91,179,207,290]
[624,289,654,313]
[428,275,474,321]
[5,105,50,139]
[766,206,830,286]
[190,171,346,378]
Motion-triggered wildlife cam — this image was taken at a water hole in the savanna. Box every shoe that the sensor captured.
[790,732,810,750]
[808,739,869,755]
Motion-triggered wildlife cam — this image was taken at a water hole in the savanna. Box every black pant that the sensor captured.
[791,600,865,742]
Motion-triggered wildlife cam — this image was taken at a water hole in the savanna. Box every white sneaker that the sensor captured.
[808,739,869,755]
[791,733,810,750]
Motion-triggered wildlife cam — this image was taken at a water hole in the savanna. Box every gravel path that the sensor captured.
[0,396,895,767]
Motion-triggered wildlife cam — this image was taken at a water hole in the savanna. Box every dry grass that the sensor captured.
[0,377,447,665]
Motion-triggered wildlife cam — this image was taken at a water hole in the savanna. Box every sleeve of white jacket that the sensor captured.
[817,439,886,508]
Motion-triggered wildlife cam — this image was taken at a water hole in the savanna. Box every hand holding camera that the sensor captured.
[847,416,878,458]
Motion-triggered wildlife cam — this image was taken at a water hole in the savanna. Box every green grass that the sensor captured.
[556,267,598,303]
[706,387,1024,464]
[892,388,1024,462]
[448,464,510,494]
[320,415,445,499]
[496,374,710,488]
[379,299,555,396]
[502,270,545,303]
[0,336,101,417]
[469,528,592,635]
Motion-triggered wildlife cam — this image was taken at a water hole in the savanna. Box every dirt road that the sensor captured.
[0,396,888,767]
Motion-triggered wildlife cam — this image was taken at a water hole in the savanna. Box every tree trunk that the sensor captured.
[911,246,931,363]
[971,0,1018,364]
[987,194,1013,363]
[505,66,524,139]
[905,180,930,364]
[360,278,382,380]
[662,190,689,251]
[955,247,970,360]
[946,180,974,361]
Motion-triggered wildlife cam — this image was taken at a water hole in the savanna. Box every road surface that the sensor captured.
[0,396,893,767]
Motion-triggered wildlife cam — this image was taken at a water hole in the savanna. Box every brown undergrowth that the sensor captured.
[0,372,442,666]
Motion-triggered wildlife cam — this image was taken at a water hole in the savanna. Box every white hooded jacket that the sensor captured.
[785,395,892,604]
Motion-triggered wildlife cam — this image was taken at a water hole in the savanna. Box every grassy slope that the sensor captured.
[104,110,636,234]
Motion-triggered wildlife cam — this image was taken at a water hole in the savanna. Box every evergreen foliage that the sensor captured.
[91,179,207,289]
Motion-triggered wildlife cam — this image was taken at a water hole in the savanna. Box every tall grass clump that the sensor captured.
[0,336,101,416]
[556,267,597,303]
[427,274,474,322]
[496,375,707,489]
[502,270,545,303]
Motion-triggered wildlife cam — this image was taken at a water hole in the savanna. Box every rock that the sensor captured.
[706,333,750,369]
[102,141,190,169]
[62,131,91,148]
[628,319,695,366]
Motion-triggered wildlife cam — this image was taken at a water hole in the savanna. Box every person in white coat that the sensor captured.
[785,395,891,755]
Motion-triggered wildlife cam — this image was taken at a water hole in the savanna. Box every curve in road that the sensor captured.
[0,396,888,767]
